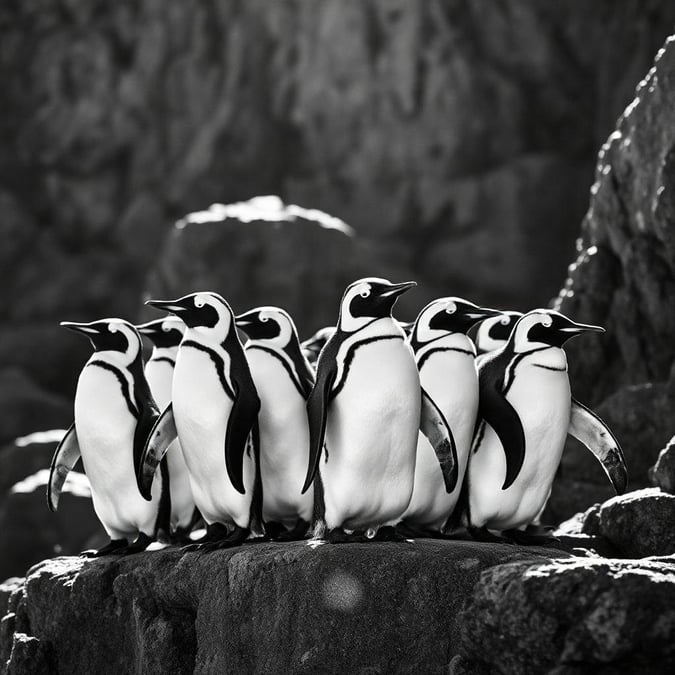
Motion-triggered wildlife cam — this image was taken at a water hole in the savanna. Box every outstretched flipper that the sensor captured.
[47,423,81,512]
[225,377,261,495]
[138,404,178,500]
[302,366,336,494]
[568,397,627,494]
[420,388,458,493]
[477,365,526,490]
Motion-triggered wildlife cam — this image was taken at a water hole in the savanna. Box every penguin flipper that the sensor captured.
[420,387,459,493]
[302,367,336,494]
[478,384,525,490]
[569,397,627,494]
[138,404,178,501]
[225,379,261,495]
[47,423,81,512]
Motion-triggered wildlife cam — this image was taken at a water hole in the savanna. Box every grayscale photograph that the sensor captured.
[1,2,674,673]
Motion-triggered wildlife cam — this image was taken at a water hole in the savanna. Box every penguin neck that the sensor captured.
[339,316,403,341]
[411,330,475,356]
[149,345,179,363]
[88,348,133,371]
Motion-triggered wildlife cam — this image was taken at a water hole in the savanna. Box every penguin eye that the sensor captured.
[195,297,205,309]
[260,316,269,323]
[360,288,371,299]
[542,316,553,328]
[500,316,510,326]
[445,303,457,315]
[108,324,119,334]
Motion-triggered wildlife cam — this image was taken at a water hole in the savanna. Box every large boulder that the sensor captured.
[144,196,361,335]
[0,541,564,674]
[454,556,675,674]
[0,372,71,447]
[0,470,103,582]
[557,34,675,405]
[650,436,675,494]
[547,34,675,521]
[558,487,675,559]
[0,431,65,506]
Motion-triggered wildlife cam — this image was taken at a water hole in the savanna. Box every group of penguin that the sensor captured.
[47,277,628,556]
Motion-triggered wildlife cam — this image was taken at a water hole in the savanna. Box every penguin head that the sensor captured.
[136,316,185,349]
[475,311,523,354]
[146,292,234,343]
[338,277,417,332]
[513,309,604,351]
[300,326,334,363]
[61,319,141,362]
[235,306,299,350]
[412,297,501,344]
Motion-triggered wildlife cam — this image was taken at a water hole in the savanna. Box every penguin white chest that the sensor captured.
[172,344,253,526]
[322,338,420,530]
[402,351,478,528]
[471,348,571,529]
[75,364,158,536]
[248,350,312,522]
[145,360,174,411]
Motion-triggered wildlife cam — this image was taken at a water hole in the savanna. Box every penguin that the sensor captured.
[302,321,413,367]
[302,277,454,543]
[234,306,315,540]
[47,319,169,556]
[464,309,628,543]
[300,326,334,367]
[138,292,261,550]
[474,311,523,358]
[136,316,198,543]
[398,298,500,537]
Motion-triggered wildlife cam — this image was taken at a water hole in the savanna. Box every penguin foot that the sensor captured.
[169,526,194,546]
[266,519,310,542]
[182,522,229,551]
[119,532,154,555]
[211,526,250,549]
[468,526,513,544]
[372,526,408,542]
[80,538,128,557]
[504,528,560,546]
[324,528,367,544]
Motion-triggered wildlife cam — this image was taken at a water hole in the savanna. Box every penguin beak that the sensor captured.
[559,321,605,336]
[60,321,101,336]
[380,281,417,298]
[234,311,256,328]
[135,321,158,336]
[465,307,502,322]
[146,299,189,316]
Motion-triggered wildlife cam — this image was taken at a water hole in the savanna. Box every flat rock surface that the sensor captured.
[0,540,564,674]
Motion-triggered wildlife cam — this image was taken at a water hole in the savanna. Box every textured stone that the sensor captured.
[0,541,563,674]
[0,470,103,581]
[0,370,71,446]
[1,0,674,396]
[597,488,675,558]
[0,430,65,508]
[144,196,361,335]
[455,556,675,674]
[557,34,675,405]
[559,488,675,559]
[650,436,675,494]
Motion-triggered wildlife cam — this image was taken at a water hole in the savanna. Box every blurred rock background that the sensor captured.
[2,1,675,578]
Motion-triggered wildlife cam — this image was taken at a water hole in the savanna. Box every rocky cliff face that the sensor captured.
[0,541,562,675]
[544,35,675,518]
[2,0,675,400]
